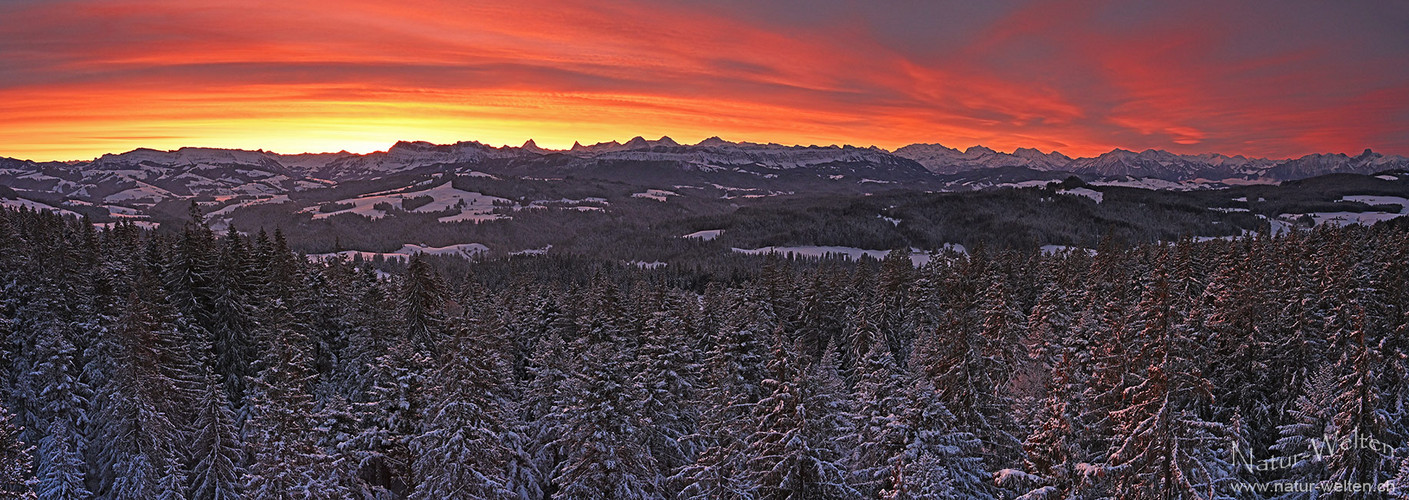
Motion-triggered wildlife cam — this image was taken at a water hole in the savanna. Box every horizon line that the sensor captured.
[4,135,1402,164]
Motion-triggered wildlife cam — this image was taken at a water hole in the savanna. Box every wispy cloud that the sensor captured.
[0,0,1405,161]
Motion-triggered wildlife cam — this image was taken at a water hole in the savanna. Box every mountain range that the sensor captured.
[2,137,1407,210]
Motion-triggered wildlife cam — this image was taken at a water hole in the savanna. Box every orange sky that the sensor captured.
[1,0,1406,161]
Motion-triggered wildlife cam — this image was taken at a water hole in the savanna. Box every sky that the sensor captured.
[1,0,1406,161]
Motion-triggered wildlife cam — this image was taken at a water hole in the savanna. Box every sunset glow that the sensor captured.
[2,0,1406,161]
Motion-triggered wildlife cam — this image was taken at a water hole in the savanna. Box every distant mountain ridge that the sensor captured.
[18,136,1405,179]
[2,137,1407,207]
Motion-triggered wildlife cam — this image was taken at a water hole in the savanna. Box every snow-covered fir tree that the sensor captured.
[30,331,89,500]
[1103,258,1232,499]
[409,322,520,500]
[0,404,35,499]
[190,366,243,500]
[0,207,1404,500]
[240,301,328,499]
[744,332,857,499]
[1268,363,1338,498]
[550,323,661,498]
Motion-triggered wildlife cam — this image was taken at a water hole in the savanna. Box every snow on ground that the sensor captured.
[520,197,609,210]
[993,180,1056,188]
[1040,245,1095,255]
[631,189,680,201]
[1057,187,1104,203]
[309,182,508,221]
[1274,195,1409,228]
[93,220,160,230]
[1209,177,1279,186]
[437,211,506,223]
[1090,178,1188,190]
[208,194,292,218]
[1340,195,1409,209]
[510,245,552,256]
[309,243,490,262]
[103,182,174,203]
[2,198,81,217]
[731,246,950,266]
[683,229,724,240]
[879,215,901,226]
[399,243,489,258]
[1292,211,1405,227]
[1376,175,1399,181]
[102,204,143,216]
[631,261,667,269]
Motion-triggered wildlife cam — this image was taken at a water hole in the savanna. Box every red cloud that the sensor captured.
[0,0,1404,161]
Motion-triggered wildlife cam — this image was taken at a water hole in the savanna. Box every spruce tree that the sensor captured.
[631,297,699,478]
[30,331,89,500]
[1,404,35,499]
[241,301,323,499]
[1104,262,1231,499]
[885,377,993,499]
[410,324,517,500]
[525,328,573,497]
[1325,312,1396,497]
[673,290,771,499]
[401,256,446,355]
[744,333,857,500]
[846,332,908,496]
[211,226,258,404]
[90,290,186,499]
[551,336,660,498]
[915,308,1020,473]
[1268,363,1338,499]
[1015,354,1085,499]
[190,366,243,500]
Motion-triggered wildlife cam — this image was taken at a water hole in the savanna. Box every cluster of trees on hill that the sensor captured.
[2,204,1409,499]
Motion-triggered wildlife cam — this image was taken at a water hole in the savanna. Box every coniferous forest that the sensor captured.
[2,204,1409,499]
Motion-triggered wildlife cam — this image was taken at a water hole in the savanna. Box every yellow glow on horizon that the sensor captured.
[3,87,1000,162]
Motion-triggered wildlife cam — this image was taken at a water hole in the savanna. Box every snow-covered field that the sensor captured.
[309,243,490,262]
[103,182,174,204]
[207,195,292,218]
[993,180,1058,188]
[1,198,81,217]
[1296,211,1405,227]
[1090,178,1189,190]
[731,246,955,266]
[1277,195,1409,228]
[683,229,724,240]
[307,182,508,222]
[1340,195,1409,209]
[510,245,552,256]
[1057,187,1104,203]
[631,189,679,202]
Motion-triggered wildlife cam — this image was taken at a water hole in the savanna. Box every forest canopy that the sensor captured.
[0,206,1407,498]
